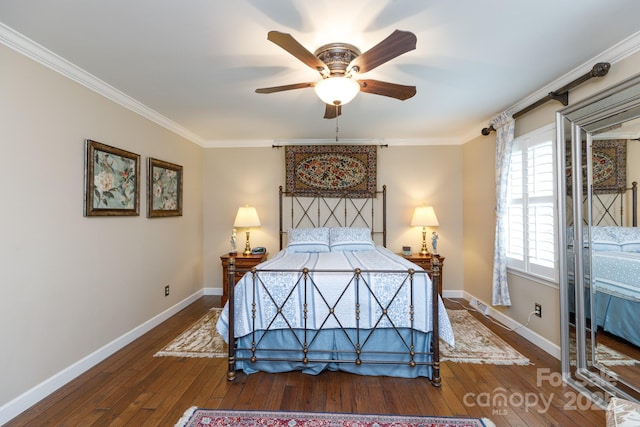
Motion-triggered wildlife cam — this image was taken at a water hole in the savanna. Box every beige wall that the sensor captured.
[203,145,464,293]
[3,23,640,421]
[462,49,640,348]
[461,134,496,304]
[0,45,204,408]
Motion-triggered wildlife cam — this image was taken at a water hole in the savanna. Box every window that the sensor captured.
[506,124,557,281]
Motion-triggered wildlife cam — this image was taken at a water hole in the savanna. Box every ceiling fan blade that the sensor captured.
[267,31,329,74]
[255,82,314,94]
[358,79,416,100]
[324,104,342,119]
[348,30,416,74]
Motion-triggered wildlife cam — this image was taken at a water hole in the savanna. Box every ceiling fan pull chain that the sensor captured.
[335,113,339,142]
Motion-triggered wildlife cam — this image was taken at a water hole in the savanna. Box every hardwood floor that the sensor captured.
[5,296,607,426]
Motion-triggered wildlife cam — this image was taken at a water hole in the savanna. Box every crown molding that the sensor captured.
[0,23,205,147]
[4,21,639,148]
[487,30,640,127]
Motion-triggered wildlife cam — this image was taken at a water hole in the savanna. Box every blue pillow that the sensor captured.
[286,227,330,253]
[329,227,375,252]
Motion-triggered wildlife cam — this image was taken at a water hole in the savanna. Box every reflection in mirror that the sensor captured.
[559,73,640,407]
[589,119,639,397]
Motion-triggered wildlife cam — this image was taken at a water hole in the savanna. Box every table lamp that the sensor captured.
[410,205,439,255]
[234,205,261,255]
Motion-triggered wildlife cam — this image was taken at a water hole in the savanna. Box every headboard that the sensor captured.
[590,181,638,227]
[278,185,387,250]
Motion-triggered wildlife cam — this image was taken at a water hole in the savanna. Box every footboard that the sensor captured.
[226,257,442,386]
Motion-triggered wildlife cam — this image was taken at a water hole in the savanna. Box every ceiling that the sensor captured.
[2,1,640,147]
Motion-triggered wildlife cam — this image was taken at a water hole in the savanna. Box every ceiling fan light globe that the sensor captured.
[314,77,360,106]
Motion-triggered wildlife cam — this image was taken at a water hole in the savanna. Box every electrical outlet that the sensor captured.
[164,285,170,297]
[534,303,542,318]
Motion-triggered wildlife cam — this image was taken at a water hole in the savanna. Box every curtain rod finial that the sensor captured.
[481,125,495,136]
[591,62,611,77]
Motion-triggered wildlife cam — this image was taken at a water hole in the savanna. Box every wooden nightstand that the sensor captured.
[399,253,445,296]
[220,252,268,305]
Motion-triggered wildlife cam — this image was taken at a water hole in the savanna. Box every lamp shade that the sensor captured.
[410,206,439,227]
[233,206,261,228]
[314,77,360,106]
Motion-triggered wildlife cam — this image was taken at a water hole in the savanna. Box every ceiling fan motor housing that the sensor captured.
[314,43,361,77]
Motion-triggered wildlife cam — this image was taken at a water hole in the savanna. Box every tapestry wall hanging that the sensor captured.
[566,139,627,195]
[591,139,627,193]
[285,145,377,198]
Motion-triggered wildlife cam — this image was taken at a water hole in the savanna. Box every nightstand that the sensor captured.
[220,252,268,305]
[399,253,445,296]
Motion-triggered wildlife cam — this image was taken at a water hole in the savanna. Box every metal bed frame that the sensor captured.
[587,181,638,227]
[225,186,442,385]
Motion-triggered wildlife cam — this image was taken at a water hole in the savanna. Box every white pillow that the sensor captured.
[614,227,640,252]
[286,227,330,253]
[591,227,621,252]
[329,227,375,252]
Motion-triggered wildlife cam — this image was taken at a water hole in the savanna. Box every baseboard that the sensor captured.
[442,289,465,299]
[457,292,561,360]
[0,289,204,426]
[204,286,222,296]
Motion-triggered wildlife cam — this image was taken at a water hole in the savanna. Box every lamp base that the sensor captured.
[243,230,252,255]
[419,227,429,255]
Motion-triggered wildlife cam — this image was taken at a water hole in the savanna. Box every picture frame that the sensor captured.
[84,139,140,216]
[147,157,183,217]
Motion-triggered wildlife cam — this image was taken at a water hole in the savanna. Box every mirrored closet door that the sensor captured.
[558,73,640,406]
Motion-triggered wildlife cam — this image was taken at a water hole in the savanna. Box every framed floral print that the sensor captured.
[84,139,140,216]
[147,157,183,217]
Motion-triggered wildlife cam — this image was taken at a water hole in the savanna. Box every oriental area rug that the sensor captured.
[154,308,228,358]
[569,330,638,367]
[175,408,496,427]
[440,310,530,365]
[155,308,532,365]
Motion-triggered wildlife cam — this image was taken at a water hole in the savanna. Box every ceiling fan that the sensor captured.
[255,30,417,119]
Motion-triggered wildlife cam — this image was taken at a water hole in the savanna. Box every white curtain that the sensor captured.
[491,112,515,306]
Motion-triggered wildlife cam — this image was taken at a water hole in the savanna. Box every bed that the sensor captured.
[216,186,454,385]
[589,226,640,347]
[567,182,639,347]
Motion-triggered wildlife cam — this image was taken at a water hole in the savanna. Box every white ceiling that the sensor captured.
[2,1,640,146]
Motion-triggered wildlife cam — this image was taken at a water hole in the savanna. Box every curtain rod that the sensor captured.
[272,143,388,148]
[481,62,611,136]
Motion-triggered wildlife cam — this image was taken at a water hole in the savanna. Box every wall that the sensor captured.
[5,22,637,421]
[203,145,464,293]
[0,44,204,412]
[462,48,640,351]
